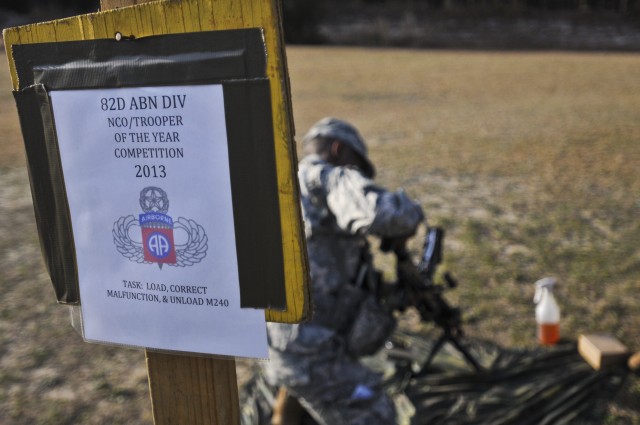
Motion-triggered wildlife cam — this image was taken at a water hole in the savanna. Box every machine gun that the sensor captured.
[384,227,483,373]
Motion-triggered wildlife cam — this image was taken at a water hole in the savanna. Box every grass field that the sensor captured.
[1,46,639,423]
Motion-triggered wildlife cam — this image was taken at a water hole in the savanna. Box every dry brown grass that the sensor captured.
[289,46,640,343]
[1,46,639,423]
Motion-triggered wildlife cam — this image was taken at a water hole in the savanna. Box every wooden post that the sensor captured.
[145,352,239,425]
[98,3,240,425]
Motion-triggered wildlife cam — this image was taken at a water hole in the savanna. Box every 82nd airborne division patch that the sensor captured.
[113,187,208,269]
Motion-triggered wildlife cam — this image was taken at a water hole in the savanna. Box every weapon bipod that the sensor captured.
[418,326,484,375]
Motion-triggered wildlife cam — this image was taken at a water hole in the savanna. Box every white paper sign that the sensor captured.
[49,85,267,358]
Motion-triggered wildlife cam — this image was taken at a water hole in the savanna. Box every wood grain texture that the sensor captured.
[145,351,240,425]
[3,0,310,324]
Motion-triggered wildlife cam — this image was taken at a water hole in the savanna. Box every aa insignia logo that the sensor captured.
[139,187,177,265]
[113,187,208,268]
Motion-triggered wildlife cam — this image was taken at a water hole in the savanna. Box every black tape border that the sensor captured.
[14,85,79,304]
[12,28,286,309]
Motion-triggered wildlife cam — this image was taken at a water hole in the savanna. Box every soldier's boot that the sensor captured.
[271,387,304,425]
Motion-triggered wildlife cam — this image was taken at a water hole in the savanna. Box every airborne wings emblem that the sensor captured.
[113,187,208,268]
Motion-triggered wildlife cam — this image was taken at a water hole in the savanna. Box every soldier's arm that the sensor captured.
[325,166,424,237]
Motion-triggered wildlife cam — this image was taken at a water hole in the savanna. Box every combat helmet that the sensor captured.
[302,117,376,178]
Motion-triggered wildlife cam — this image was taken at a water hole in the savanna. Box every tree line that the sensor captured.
[282,0,639,43]
[345,0,638,13]
[2,0,637,45]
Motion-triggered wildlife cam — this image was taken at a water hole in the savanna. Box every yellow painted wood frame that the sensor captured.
[2,0,309,324]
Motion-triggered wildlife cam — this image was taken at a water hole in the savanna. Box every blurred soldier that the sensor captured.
[265,117,424,425]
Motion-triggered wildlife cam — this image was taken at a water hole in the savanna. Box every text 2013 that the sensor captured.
[135,164,166,178]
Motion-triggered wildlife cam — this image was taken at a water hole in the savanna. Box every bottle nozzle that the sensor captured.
[534,277,557,303]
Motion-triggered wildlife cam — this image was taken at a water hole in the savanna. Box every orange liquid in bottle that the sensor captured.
[538,323,560,345]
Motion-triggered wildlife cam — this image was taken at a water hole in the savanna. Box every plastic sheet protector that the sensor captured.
[49,84,267,358]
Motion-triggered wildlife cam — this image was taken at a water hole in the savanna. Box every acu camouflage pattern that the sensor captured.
[265,154,423,425]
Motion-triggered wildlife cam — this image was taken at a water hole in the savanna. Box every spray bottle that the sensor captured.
[534,277,560,346]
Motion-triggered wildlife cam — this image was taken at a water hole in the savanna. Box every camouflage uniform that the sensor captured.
[265,142,424,425]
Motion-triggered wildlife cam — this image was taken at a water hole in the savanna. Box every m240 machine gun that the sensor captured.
[385,227,483,373]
